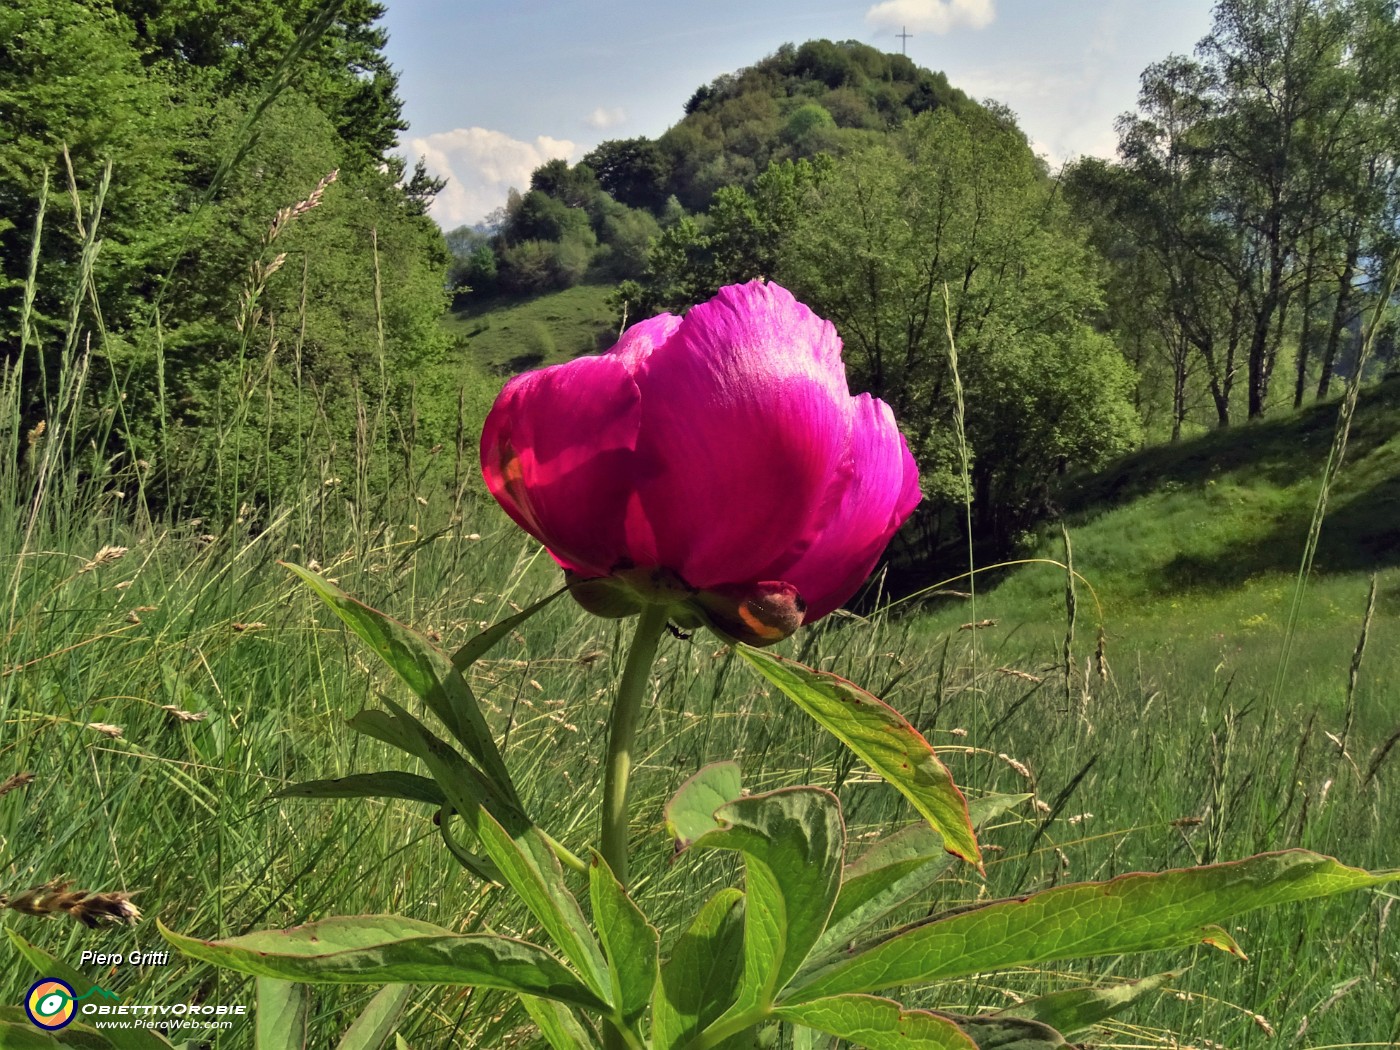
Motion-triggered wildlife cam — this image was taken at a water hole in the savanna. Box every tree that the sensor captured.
[779,109,1139,549]
[0,0,451,514]
[582,138,672,212]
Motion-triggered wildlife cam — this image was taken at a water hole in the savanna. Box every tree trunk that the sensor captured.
[1247,277,1285,418]
[1293,252,1317,408]
[1318,242,1359,400]
[1170,329,1189,442]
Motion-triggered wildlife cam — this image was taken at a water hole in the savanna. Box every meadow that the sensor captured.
[0,156,1395,1050]
[2,356,1397,1046]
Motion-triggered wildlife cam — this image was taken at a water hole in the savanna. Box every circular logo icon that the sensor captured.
[25,978,77,1030]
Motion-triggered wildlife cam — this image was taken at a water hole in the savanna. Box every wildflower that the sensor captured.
[480,281,920,646]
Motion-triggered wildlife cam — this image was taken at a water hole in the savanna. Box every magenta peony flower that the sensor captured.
[479,280,921,646]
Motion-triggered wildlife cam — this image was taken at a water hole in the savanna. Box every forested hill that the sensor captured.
[616,39,979,212]
[455,4,1400,580]
[447,39,993,298]
[451,38,1131,567]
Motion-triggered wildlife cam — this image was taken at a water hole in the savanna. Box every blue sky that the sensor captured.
[379,0,1216,229]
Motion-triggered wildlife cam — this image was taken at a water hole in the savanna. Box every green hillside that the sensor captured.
[444,283,618,374]
[911,378,1400,719]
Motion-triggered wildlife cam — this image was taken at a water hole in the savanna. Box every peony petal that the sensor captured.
[632,281,854,589]
[608,311,682,371]
[479,355,645,577]
[781,394,922,622]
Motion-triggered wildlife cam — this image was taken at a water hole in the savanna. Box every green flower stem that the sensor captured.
[600,604,669,889]
[678,1006,768,1050]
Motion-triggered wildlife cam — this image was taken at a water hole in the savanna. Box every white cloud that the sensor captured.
[865,0,995,34]
[403,127,579,228]
[585,106,627,130]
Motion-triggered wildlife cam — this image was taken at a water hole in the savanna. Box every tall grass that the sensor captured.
[1,181,1396,1048]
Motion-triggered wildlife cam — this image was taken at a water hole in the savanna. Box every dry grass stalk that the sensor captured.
[1363,723,1400,787]
[1,878,141,928]
[161,705,207,724]
[996,667,1043,683]
[86,722,123,739]
[0,772,35,798]
[266,169,339,243]
[78,544,127,574]
[998,753,1033,780]
[1061,524,1077,710]
[1342,573,1377,753]
[958,619,997,632]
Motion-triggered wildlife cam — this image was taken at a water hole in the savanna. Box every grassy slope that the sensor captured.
[3,321,1397,1046]
[443,283,619,374]
[911,376,1400,725]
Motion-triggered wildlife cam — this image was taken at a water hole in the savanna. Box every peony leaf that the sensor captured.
[807,794,1029,971]
[994,971,1181,1039]
[690,788,844,1025]
[518,996,599,1050]
[273,771,445,807]
[450,587,566,671]
[158,917,607,1011]
[333,984,413,1050]
[948,1014,1068,1049]
[652,889,747,1050]
[437,806,501,883]
[737,648,980,866]
[5,932,173,1050]
[381,698,610,1005]
[256,978,308,1050]
[345,709,423,759]
[665,760,743,849]
[773,994,976,1050]
[282,562,520,810]
[588,853,659,1027]
[0,1012,133,1048]
[784,850,1400,1003]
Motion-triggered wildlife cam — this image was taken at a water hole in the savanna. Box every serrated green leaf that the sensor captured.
[380,701,610,1004]
[737,648,979,866]
[158,918,605,1011]
[274,772,445,806]
[785,850,1400,1003]
[809,794,1030,969]
[773,994,975,1049]
[451,588,566,671]
[691,788,844,1026]
[665,761,743,849]
[283,562,519,809]
[653,889,746,1050]
[995,971,1180,1039]
[4,933,173,1050]
[948,1015,1068,1049]
[589,853,659,1026]
[256,979,307,1050]
[333,985,413,1050]
[519,995,599,1050]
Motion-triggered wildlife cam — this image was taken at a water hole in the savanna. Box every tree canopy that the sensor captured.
[1,0,450,515]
